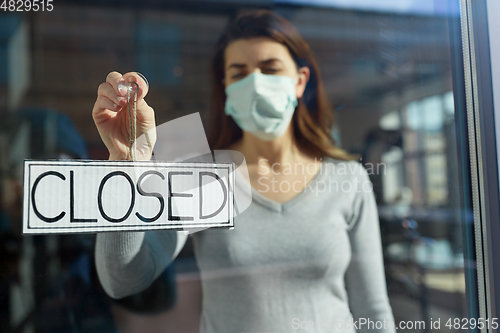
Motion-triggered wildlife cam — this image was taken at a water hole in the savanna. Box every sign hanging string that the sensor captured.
[126,82,152,161]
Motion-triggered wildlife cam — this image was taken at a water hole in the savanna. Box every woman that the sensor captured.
[93,9,395,333]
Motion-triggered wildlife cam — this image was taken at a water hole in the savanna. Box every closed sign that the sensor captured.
[23,160,234,234]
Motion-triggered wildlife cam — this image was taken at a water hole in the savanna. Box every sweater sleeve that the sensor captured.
[95,230,188,299]
[344,167,396,332]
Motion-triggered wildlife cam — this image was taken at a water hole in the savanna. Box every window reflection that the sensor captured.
[0,1,475,332]
[373,89,467,328]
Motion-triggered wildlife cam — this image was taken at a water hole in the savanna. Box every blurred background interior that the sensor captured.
[0,0,476,332]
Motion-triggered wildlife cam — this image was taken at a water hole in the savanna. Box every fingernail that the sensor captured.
[118,80,127,96]
[136,72,149,87]
[113,103,117,109]
[116,97,125,104]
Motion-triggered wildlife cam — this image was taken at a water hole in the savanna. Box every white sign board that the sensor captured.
[23,160,234,234]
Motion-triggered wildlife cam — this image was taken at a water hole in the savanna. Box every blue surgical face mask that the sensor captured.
[224,72,298,141]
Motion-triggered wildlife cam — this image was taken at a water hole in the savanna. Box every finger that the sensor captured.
[106,71,128,97]
[122,72,149,100]
[98,82,127,107]
[92,95,122,119]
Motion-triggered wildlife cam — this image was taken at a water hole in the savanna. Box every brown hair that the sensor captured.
[208,9,355,161]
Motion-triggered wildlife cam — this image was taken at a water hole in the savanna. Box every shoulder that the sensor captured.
[320,157,374,205]
[321,158,379,229]
[322,157,370,183]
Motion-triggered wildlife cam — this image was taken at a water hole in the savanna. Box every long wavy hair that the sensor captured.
[208,9,355,161]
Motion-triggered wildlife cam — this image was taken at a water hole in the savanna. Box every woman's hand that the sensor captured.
[92,71,156,161]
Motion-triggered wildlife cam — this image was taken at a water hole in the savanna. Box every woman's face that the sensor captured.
[223,37,309,99]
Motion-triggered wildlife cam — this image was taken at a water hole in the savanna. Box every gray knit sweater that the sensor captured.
[95,158,396,332]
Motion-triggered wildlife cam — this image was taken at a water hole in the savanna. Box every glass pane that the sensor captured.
[0,1,477,332]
